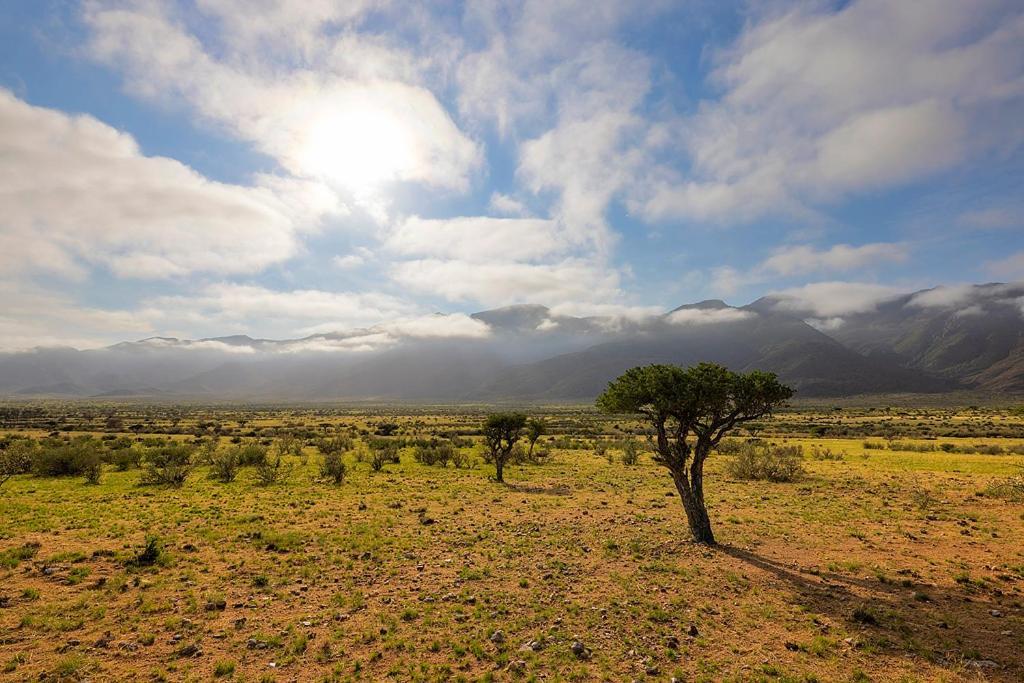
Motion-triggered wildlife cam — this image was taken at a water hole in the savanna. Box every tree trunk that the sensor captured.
[495,458,504,483]
[671,469,715,545]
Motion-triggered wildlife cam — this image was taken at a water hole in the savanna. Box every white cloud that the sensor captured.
[489,192,530,217]
[142,283,417,338]
[633,1,1024,223]
[766,282,904,317]
[0,281,154,351]
[0,89,334,280]
[708,242,908,295]
[760,242,908,277]
[390,258,624,308]
[957,206,1022,230]
[386,216,566,263]
[380,313,491,340]
[666,308,754,326]
[84,1,480,197]
[986,251,1024,280]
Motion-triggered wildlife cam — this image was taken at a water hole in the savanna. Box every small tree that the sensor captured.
[482,413,526,483]
[597,363,792,544]
[0,440,34,488]
[525,418,546,459]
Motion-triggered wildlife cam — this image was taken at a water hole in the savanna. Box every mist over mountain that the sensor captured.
[1,283,1022,401]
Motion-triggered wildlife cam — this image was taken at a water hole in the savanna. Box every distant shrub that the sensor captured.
[208,447,240,483]
[862,441,886,450]
[375,422,399,437]
[984,471,1024,502]
[0,439,34,487]
[80,451,103,485]
[620,439,641,465]
[414,442,454,467]
[449,448,470,469]
[320,451,347,485]
[254,454,292,486]
[315,435,353,456]
[33,439,101,478]
[715,438,745,455]
[810,445,844,461]
[236,443,269,467]
[368,439,399,472]
[108,447,142,471]
[140,444,194,487]
[726,443,805,482]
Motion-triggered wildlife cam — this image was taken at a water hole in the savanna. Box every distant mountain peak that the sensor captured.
[669,299,731,313]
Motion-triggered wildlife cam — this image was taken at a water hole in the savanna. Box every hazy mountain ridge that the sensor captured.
[1,284,1022,400]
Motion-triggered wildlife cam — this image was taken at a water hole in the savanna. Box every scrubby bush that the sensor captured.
[108,447,142,471]
[140,444,194,487]
[208,447,240,483]
[0,439,34,487]
[254,455,292,486]
[620,439,641,465]
[449,448,470,469]
[315,435,353,455]
[80,451,103,485]
[33,438,101,478]
[320,451,347,484]
[726,442,805,482]
[413,442,454,467]
[810,445,844,461]
[368,439,400,472]
[228,443,266,466]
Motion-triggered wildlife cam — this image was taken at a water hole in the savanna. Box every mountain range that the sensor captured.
[1,283,1022,401]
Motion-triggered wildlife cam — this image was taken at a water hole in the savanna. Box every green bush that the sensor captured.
[726,442,805,482]
[254,455,291,486]
[208,447,240,483]
[320,451,347,484]
[620,439,641,465]
[235,443,269,466]
[33,439,101,478]
[140,444,194,487]
[413,442,454,467]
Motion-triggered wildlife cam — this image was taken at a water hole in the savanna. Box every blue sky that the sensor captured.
[1,0,1022,349]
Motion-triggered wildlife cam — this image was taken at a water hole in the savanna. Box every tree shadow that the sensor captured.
[716,544,1022,681]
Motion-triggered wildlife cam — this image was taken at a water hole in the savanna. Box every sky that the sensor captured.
[1,0,1022,350]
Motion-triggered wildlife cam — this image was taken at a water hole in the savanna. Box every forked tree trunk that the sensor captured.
[671,467,715,545]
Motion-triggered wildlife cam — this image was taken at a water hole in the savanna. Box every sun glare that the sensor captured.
[298,101,416,193]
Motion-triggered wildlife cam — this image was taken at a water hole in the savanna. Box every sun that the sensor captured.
[296,95,417,193]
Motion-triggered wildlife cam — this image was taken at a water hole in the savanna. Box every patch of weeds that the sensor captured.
[0,542,40,569]
[213,660,236,677]
[852,605,881,626]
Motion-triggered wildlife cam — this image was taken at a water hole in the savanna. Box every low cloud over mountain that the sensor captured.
[2,283,1021,401]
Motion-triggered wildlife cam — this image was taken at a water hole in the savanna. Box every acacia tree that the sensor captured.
[597,363,792,545]
[482,412,527,483]
[525,418,546,459]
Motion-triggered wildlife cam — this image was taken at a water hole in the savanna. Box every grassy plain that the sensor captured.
[1,404,1023,682]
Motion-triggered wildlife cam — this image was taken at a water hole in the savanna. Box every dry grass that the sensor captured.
[0,405,1022,681]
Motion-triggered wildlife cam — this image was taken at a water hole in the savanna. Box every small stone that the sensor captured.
[507,659,527,673]
[570,641,591,660]
[490,630,506,644]
[687,623,699,637]
[965,659,999,670]
[989,610,1003,617]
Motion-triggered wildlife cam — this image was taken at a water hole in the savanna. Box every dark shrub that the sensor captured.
[140,444,194,487]
[726,442,805,482]
[320,451,347,484]
[208,447,240,483]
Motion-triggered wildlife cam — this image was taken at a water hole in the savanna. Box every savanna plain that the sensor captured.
[1,403,1023,683]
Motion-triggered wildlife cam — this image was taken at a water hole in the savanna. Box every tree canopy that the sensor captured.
[598,362,793,543]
